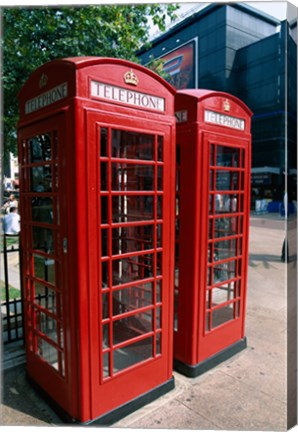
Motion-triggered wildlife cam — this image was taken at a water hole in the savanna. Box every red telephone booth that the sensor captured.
[17,57,176,424]
[174,89,252,377]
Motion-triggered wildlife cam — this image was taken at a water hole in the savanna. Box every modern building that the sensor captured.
[137,2,297,209]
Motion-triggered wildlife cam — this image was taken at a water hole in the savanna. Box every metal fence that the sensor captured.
[1,234,24,344]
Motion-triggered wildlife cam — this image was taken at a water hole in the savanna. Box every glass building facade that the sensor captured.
[137,3,297,207]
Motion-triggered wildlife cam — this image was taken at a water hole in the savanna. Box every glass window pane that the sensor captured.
[158,136,163,161]
[100,128,108,157]
[156,333,161,355]
[214,171,240,191]
[112,195,154,223]
[33,282,57,315]
[112,130,154,161]
[112,254,154,286]
[30,165,52,192]
[37,337,58,371]
[214,194,238,213]
[157,166,163,190]
[100,162,108,190]
[101,261,109,287]
[211,283,235,306]
[112,282,153,315]
[33,254,55,284]
[112,164,154,191]
[211,238,238,262]
[210,216,242,238]
[32,197,54,224]
[212,304,234,329]
[113,336,153,373]
[101,229,109,257]
[36,309,58,343]
[103,323,110,348]
[32,227,54,254]
[29,133,52,163]
[216,146,240,167]
[102,292,109,319]
[213,260,236,283]
[112,225,154,255]
[113,310,153,344]
[103,352,110,378]
[101,196,108,224]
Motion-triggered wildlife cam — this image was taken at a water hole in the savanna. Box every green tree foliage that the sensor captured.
[2,4,178,157]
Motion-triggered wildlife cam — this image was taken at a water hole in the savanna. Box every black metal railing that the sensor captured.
[1,234,23,343]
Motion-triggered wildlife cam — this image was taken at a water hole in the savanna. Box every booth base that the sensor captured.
[174,337,247,378]
[27,373,175,425]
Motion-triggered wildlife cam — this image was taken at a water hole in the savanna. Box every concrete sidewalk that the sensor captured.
[1,213,295,430]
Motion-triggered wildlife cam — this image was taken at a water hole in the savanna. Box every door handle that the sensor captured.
[63,238,68,254]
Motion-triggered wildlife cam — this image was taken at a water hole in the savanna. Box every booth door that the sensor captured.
[199,132,250,361]
[87,112,174,419]
[18,114,73,413]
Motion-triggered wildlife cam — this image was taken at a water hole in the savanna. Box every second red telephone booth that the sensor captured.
[174,89,252,377]
[17,57,176,424]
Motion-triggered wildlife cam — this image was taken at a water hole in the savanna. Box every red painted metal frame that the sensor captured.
[18,57,176,423]
[174,89,252,368]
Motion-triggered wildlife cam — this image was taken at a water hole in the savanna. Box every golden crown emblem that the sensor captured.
[39,73,48,89]
[223,99,230,112]
[124,69,139,86]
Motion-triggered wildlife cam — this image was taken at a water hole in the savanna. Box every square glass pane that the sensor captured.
[30,165,52,192]
[113,310,153,344]
[212,304,234,329]
[211,283,235,306]
[36,310,58,343]
[33,254,55,284]
[112,225,154,255]
[29,133,52,163]
[112,163,154,191]
[112,282,153,315]
[113,336,153,373]
[214,194,238,213]
[112,254,154,286]
[32,197,54,224]
[211,216,241,238]
[212,238,238,262]
[32,227,54,254]
[216,146,240,167]
[37,337,58,371]
[215,171,240,191]
[112,130,154,161]
[156,280,162,303]
[112,195,154,223]
[213,260,236,283]
[33,282,57,315]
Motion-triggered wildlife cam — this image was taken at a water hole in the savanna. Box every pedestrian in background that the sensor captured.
[2,206,20,235]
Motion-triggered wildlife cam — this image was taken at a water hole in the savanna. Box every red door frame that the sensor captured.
[86,111,175,420]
